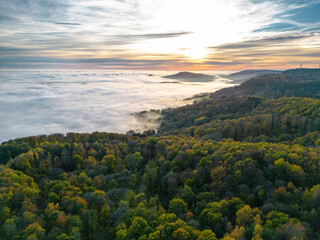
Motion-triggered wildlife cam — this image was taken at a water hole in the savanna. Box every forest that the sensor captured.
[1,69,320,240]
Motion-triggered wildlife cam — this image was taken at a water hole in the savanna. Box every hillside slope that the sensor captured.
[213,69,320,99]
[225,69,282,84]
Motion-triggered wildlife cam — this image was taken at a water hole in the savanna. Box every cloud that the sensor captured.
[114,32,193,39]
[213,33,315,50]
[100,31,194,47]
[253,23,301,33]
[281,2,320,24]
[0,56,179,68]
[202,61,243,66]
[54,22,82,25]
[0,70,232,142]
[0,14,19,22]
[0,46,32,52]
[204,33,320,69]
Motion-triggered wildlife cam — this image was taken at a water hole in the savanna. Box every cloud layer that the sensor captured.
[0,0,320,69]
[0,70,232,142]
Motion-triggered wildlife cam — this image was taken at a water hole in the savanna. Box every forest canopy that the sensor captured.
[1,69,320,240]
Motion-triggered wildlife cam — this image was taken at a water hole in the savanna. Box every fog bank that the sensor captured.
[0,70,233,142]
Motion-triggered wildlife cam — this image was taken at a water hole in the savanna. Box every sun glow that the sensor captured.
[183,47,208,61]
[124,0,281,63]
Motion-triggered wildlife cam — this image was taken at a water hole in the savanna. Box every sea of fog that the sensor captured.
[0,70,235,143]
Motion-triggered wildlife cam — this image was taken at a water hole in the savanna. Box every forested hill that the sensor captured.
[212,69,320,99]
[225,70,282,84]
[1,69,320,240]
[160,69,320,136]
[159,96,320,143]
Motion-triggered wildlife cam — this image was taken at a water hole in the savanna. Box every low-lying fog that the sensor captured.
[0,70,234,142]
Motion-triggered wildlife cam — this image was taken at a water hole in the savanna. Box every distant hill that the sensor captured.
[212,68,320,99]
[163,71,215,82]
[226,69,282,84]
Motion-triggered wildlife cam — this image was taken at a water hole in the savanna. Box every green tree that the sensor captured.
[65,216,82,234]
[199,209,223,233]
[172,227,191,240]
[116,229,128,240]
[148,230,161,240]
[177,185,195,207]
[236,205,253,226]
[102,154,116,173]
[132,152,144,171]
[82,209,98,240]
[100,204,110,227]
[23,223,45,240]
[197,229,218,240]
[169,198,187,217]
[128,216,148,239]
[72,155,83,169]
[1,218,17,239]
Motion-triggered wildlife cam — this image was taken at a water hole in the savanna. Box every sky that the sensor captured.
[0,0,320,70]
